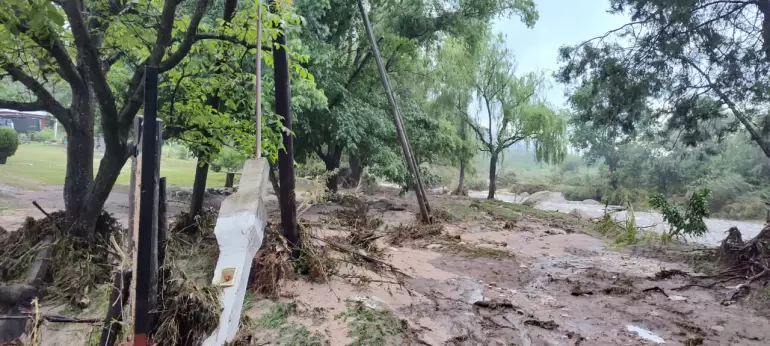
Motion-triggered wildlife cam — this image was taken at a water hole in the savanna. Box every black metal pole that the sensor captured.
[134,66,159,346]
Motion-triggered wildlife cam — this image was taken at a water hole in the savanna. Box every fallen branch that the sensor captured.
[309,234,412,278]
[642,286,669,298]
[32,200,61,231]
[0,314,100,323]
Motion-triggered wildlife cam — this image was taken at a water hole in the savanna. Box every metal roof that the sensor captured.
[0,108,49,119]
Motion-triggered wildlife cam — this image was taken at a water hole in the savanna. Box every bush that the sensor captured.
[29,128,55,142]
[694,173,753,213]
[496,171,517,189]
[717,193,767,220]
[465,177,488,191]
[0,128,19,164]
[210,147,247,173]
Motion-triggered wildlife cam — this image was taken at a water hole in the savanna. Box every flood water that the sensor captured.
[470,191,765,247]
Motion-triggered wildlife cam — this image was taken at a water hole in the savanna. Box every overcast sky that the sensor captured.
[491,0,630,108]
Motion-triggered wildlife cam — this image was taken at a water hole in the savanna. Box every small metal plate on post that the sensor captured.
[217,267,237,287]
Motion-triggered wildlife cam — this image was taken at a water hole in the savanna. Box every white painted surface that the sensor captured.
[203,159,268,346]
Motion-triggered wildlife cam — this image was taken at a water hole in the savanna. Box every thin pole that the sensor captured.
[134,66,160,346]
[356,0,430,223]
[255,0,263,158]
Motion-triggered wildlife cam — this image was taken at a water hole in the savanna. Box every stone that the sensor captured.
[710,325,724,333]
[426,244,443,249]
[202,159,269,346]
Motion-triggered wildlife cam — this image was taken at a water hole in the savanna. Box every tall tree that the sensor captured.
[558,0,770,163]
[462,35,567,199]
[292,0,539,193]
[0,0,298,236]
[431,37,480,195]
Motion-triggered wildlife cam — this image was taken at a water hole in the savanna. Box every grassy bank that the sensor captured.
[0,143,231,189]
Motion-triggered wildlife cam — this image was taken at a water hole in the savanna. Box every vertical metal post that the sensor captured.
[134,66,160,346]
[255,0,263,158]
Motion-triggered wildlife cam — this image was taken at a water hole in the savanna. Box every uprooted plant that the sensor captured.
[0,210,122,304]
[650,188,710,243]
[250,194,411,299]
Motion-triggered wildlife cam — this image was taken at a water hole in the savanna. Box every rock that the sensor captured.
[710,325,725,333]
[668,295,687,301]
[426,244,443,249]
[349,295,389,311]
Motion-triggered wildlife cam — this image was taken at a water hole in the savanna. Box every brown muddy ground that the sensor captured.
[2,185,769,345]
[246,192,770,346]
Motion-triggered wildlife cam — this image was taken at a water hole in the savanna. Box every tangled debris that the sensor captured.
[154,207,221,346]
[0,211,121,303]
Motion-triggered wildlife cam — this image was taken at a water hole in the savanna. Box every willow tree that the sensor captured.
[462,35,566,199]
[291,0,539,193]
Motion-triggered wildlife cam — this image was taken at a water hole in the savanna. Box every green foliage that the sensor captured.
[0,127,19,160]
[210,147,247,173]
[650,188,711,241]
[336,303,408,346]
[29,128,55,142]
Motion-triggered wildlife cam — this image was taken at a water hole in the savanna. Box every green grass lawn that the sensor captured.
[0,143,232,189]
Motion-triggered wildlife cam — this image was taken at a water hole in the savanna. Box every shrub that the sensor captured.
[694,173,753,213]
[465,177,488,191]
[29,128,55,142]
[210,147,247,173]
[496,171,517,189]
[718,194,767,220]
[650,188,710,241]
[0,128,19,164]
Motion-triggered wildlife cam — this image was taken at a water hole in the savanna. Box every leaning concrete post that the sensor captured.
[203,158,269,345]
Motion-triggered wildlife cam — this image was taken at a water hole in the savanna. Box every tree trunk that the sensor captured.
[487,153,498,200]
[454,161,466,195]
[189,156,209,216]
[268,161,280,204]
[63,121,95,236]
[324,152,342,193]
[273,15,300,259]
[349,154,363,188]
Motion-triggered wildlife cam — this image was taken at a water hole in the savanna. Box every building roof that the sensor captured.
[0,109,49,119]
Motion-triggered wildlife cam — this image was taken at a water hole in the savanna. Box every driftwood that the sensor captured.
[0,314,99,323]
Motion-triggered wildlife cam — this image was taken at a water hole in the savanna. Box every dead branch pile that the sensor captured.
[649,225,770,304]
[249,222,293,298]
[388,220,444,246]
[250,194,410,297]
[154,207,221,346]
[717,226,770,283]
[0,211,121,303]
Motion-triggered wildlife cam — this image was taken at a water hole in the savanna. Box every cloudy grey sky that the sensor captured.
[492,0,630,108]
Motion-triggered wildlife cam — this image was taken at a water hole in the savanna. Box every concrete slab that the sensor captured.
[203,158,269,345]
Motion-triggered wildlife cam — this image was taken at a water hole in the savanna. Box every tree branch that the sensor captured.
[193,33,271,51]
[158,0,212,71]
[1,64,71,129]
[0,99,45,112]
[118,0,211,130]
[61,0,120,136]
[9,21,84,89]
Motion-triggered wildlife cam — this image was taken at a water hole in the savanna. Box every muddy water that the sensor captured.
[470,191,765,246]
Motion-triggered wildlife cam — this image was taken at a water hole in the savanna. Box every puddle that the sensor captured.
[626,325,665,344]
